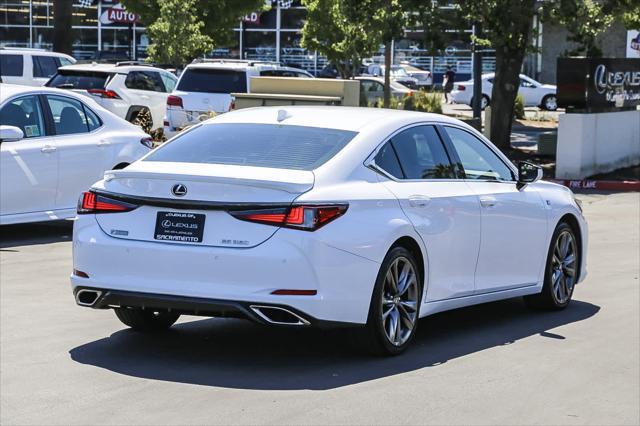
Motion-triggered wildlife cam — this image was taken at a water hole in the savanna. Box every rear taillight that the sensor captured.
[230,204,348,231]
[457,85,466,91]
[77,192,138,214]
[87,89,121,99]
[140,137,153,148]
[230,97,236,110]
[167,95,183,108]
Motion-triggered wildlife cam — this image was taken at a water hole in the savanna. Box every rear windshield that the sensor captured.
[145,123,357,171]
[176,68,247,93]
[46,70,113,90]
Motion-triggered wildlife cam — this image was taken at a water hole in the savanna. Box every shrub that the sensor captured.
[368,91,443,114]
[514,94,525,119]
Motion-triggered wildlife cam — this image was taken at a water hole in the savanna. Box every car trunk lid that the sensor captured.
[93,162,314,248]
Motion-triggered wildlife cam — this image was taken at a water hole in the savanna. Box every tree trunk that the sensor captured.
[489,49,524,151]
[53,0,74,55]
[383,41,392,108]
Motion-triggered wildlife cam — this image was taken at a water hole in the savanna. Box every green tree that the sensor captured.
[301,0,382,78]
[121,0,264,61]
[302,0,406,107]
[458,0,630,151]
[145,0,213,66]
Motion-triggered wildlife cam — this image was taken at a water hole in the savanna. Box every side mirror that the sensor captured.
[517,161,543,189]
[0,125,24,143]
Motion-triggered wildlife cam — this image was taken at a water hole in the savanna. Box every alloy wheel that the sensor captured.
[551,230,577,304]
[545,95,558,111]
[381,256,419,346]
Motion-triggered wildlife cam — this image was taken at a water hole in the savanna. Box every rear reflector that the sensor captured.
[230,204,348,231]
[271,289,317,296]
[457,85,466,91]
[77,192,138,214]
[167,95,183,108]
[87,89,121,99]
[73,269,89,278]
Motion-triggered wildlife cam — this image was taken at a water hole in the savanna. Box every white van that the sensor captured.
[0,48,76,86]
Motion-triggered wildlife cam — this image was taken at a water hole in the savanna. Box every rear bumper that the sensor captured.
[73,287,355,328]
[72,214,380,325]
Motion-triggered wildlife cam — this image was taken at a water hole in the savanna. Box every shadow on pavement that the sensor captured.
[0,221,73,249]
[70,298,599,390]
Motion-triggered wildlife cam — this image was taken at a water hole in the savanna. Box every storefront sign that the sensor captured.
[99,3,140,25]
[557,57,640,110]
[242,12,261,25]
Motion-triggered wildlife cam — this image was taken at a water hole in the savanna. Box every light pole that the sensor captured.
[472,21,483,121]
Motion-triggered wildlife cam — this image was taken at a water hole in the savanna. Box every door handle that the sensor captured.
[40,145,56,153]
[97,140,111,147]
[408,195,431,208]
[479,196,497,208]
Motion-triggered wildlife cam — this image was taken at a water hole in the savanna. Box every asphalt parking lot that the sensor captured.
[1,192,638,425]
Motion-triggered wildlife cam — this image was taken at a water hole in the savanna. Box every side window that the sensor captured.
[390,126,455,179]
[33,56,59,78]
[45,95,92,135]
[520,78,536,88]
[125,71,165,92]
[371,82,384,92]
[0,95,45,138]
[0,54,24,77]
[374,142,403,179]
[160,72,177,92]
[81,104,102,132]
[444,126,515,181]
[59,57,73,67]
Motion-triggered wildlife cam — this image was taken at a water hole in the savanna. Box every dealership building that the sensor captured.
[1,0,489,77]
[1,0,632,82]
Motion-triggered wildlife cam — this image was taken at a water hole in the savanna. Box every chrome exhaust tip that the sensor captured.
[250,305,310,326]
[75,289,102,307]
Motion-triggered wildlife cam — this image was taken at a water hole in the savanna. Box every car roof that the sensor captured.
[186,61,280,71]
[0,48,74,59]
[57,63,169,73]
[206,106,463,133]
[0,83,94,103]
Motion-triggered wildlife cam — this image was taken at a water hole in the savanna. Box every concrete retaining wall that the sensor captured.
[556,110,640,179]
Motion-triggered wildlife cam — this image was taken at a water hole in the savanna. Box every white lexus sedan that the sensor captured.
[451,73,558,111]
[71,106,587,355]
[0,84,152,225]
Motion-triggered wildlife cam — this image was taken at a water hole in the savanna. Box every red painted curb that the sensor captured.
[550,179,640,191]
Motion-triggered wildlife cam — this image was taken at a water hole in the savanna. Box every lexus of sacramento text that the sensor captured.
[71,106,587,355]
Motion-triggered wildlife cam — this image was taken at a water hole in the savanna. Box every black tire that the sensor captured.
[541,94,558,111]
[114,307,180,332]
[358,246,422,356]
[525,222,579,310]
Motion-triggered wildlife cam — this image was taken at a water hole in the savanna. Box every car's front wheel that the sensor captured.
[525,222,579,309]
[114,307,180,332]
[361,246,421,355]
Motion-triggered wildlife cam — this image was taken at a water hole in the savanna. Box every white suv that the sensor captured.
[46,62,178,132]
[0,48,76,86]
[165,59,308,135]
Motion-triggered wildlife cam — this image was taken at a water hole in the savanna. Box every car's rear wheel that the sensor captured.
[541,95,558,111]
[114,307,180,332]
[525,222,578,309]
[361,246,421,355]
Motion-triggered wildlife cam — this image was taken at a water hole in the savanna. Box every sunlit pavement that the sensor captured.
[1,192,638,425]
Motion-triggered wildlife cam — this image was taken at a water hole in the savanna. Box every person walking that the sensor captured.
[443,65,456,104]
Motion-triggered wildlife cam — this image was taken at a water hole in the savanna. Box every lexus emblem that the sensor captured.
[172,184,187,197]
